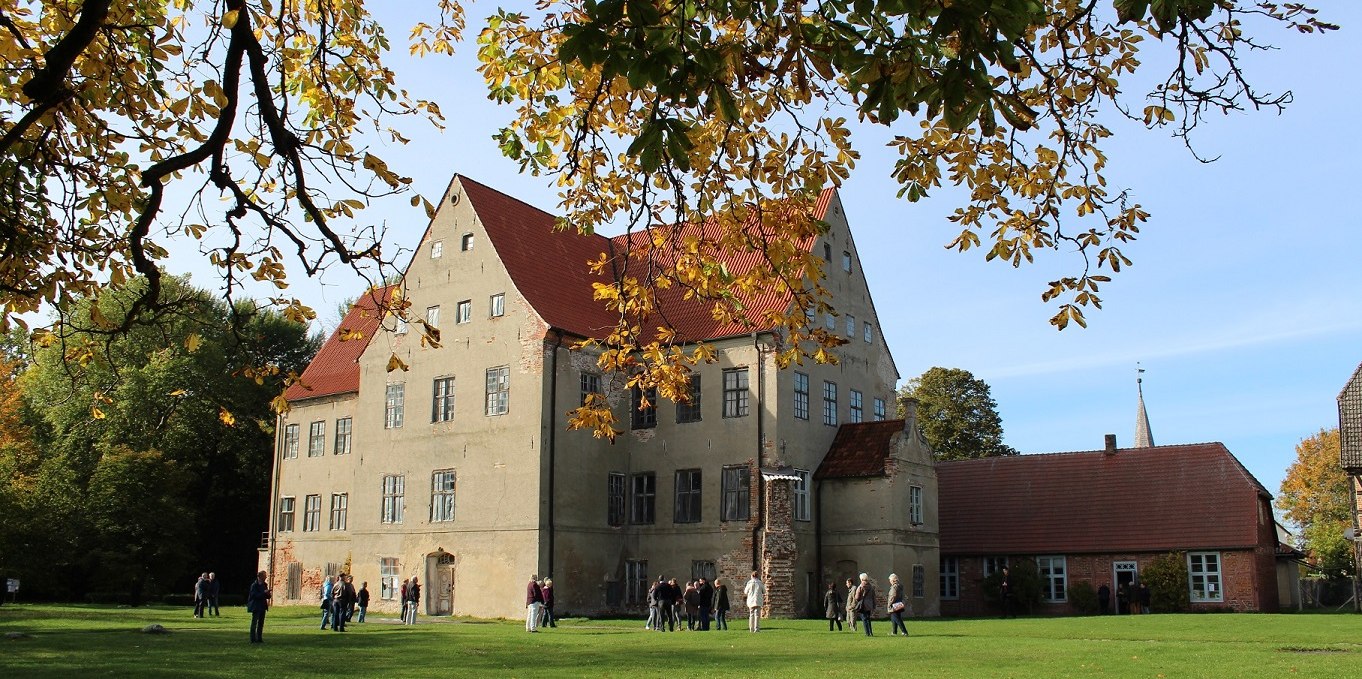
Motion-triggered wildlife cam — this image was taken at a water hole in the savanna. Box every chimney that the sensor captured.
[901,397,918,432]
[1104,434,1117,454]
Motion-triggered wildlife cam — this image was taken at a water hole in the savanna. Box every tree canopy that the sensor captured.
[899,366,1017,460]
[0,276,317,600]
[1276,428,1354,578]
[0,1,1334,439]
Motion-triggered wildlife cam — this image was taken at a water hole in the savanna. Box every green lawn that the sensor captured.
[1,604,1359,678]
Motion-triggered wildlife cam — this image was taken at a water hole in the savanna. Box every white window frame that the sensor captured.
[430,469,456,523]
[1036,556,1068,602]
[425,305,440,329]
[380,558,399,600]
[308,420,325,457]
[793,468,811,522]
[845,313,855,337]
[490,293,505,318]
[302,494,322,532]
[283,423,299,459]
[873,398,886,421]
[385,383,405,428]
[485,366,509,416]
[863,321,873,343]
[940,557,959,600]
[329,493,348,531]
[432,376,456,423]
[333,417,352,455]
[841,250,852,273]
[395,315,408,335]
[909,485,924,525]
[381,475,405,524]
[431,240,443,258]
[456,299,471,324]
[278,496,296,532]
[793,372,809,420]
[1187,552,1224,602]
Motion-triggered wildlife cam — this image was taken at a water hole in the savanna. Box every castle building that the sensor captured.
[261,174,940,619]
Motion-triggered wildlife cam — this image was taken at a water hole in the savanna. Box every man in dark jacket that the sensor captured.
[697,578,714,630]
[193,573,209,618]
[207,573,221,616]
[246,571,271,643]
[357,581,371,622]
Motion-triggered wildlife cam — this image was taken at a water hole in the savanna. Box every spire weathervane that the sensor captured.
[1134,363,1154,448]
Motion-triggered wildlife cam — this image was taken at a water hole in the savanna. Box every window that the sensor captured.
[873,398,886,421]
[722,368,749,418]
[431,240,443,258]
[692,560,717,582]
[1187,552,1223,602]
[794,372,809,420]
[863,321,873,343]
[396,315,408,334]
[1036,556,1067,602]
[485,366,509,416]
[842,250,852,273]
[431,470,456,522]
[303,494,322,532]
[825,313,835,330]
[489,293,505,318]
[721,465,751,521]
[381,475,405,524]
[846,314,855,337]
[456,299,471,324]
[850,390,863,423]
[909,485,924,525]
[307,421,325,457]
[823,381,838,426]
[432,377,456,423]
[385,383,405,428]
[793,469,811,521]
[625,559,648,604]
[426,305,440,329]
[278,496,295,532]
[283,423,299,459]
[333,417,352,455]
[674,469,701,523]
[676,374,702,423]
[329,493,348,531]
[940,557,959,600]
[630,473,656,524]
[823,242,832,261]
[631,385,656,429]
[983,556,1009,578]
[607,473,626,527]
[580,372,601,407]
[380,558,399,600]
[912,564,925,598]
[460,232,474,251]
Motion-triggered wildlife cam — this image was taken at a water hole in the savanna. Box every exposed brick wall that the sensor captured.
[761,478,797,617]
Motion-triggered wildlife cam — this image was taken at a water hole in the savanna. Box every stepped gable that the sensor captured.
[815,420,906,480]
[284,286,394,402]
[936,443,1271,556]
[461,174,835,343]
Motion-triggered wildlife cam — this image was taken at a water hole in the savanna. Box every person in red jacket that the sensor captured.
[525,575,544,632]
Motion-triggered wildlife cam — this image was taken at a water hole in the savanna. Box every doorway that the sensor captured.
[1113,561,1138,614]
[426,551,456,615]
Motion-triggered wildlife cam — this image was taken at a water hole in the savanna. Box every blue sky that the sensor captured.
[177,4,1361,502]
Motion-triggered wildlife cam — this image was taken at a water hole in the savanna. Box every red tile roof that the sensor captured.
[284,287,393,402]
[815,420,908,480]
[460,175,835,343]
[937,443,1271,556]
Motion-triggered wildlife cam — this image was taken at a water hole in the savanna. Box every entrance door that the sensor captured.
[1113,561,1138,615]
[426,552,455,615]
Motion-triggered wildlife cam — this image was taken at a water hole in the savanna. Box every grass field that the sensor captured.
[2,604,1360,678]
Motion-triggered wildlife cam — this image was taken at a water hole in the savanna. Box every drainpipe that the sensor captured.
[751,332,765,572]
[815,476,824,595]
[547,331,564,579]
[267,412,284,583]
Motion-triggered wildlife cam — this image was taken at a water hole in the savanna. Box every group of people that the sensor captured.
[1109,580,1152,614]
[319,573,370,631]
[524,576,556,632]
[192,572,220,618]
[822,573,910,637]
[398,577,421,625]
[644,575,731,632]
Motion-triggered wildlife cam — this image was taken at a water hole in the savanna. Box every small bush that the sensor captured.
[1068,581,1099,615]
[1141,552,1190,613]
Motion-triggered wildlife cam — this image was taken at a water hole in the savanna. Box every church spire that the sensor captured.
[1134,363,1154,448]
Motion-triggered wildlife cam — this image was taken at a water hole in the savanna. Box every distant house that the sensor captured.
[1338,361,1362,611]
[937,439,1287,614]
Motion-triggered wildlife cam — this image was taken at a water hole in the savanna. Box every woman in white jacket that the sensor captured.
[743,571,765,632]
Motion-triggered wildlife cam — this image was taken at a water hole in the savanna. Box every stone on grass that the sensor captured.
[141,624,170,634]
[5,631,32,639]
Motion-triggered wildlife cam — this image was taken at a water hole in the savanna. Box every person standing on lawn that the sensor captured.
[845,578,858,632]
[193,573,209,618]
[405,577,421,625]
[357,581,370,622]
[319,575,335,629]
[525,575,544,632]
[743,571,765,633]
[824,582,843,631]
[697,577,714,631]
[887,573,908,636]
[713,578,730,630]
[247,571,271,643]
[207,572,221,616]
[540,578,557,628]
[853,573,876,636]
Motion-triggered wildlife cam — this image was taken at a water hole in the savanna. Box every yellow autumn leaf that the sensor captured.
[222,9,240,29]
[168,389,187,397]
[185,334,202,353]
[386,353,409,372]
[219,408,236,426]
[91,406,106,420]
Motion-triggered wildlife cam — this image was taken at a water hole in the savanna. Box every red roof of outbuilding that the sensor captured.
[284,287,393,402]
[936,443,1271,556]
[815,420,907,480]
